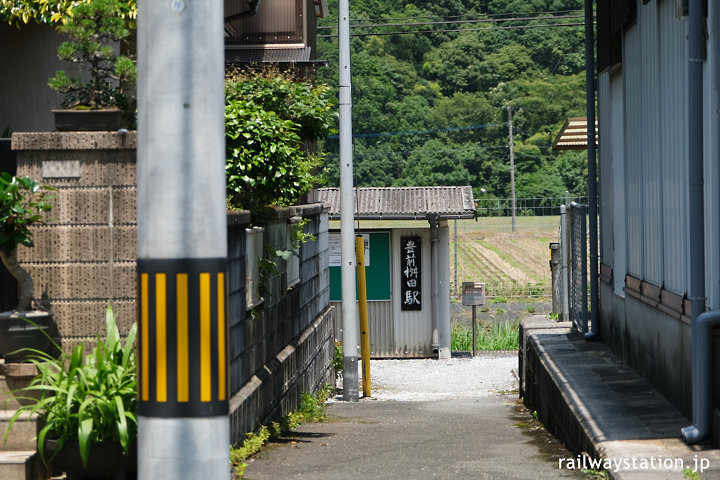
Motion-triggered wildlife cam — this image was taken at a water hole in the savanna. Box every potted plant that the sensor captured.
[5,306,137,480]
[0,172,58,361]
[49,0,137,131]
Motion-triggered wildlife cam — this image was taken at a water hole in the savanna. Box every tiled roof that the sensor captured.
[552,117,599,151]
[313,186,476,220]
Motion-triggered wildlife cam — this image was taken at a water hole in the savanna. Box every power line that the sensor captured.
[317,14,584,30]
[326,123,504,139]
[318,22,587,38]
[318,9,584,25]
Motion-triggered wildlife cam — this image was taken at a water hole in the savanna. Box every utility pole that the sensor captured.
[508,106,516,233]
[137,0,229,478]
[338,0,359,401]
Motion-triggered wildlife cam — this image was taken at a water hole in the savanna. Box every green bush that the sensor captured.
[5,306,137,468]
[225,69,335,212]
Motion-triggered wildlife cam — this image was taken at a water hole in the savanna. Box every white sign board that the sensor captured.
[329,233,370,267]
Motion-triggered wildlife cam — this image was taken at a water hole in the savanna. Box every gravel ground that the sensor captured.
[336,351,519,402]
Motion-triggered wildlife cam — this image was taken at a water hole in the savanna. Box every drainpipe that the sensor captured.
[682,0,709,444]
[682,312,720,443]
[428,214,440,354]
[584,0,599,340]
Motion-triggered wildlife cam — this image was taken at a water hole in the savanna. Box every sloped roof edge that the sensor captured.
[552,117,599,151]
[312,186,476,220]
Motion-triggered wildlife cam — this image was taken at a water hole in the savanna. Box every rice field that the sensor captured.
[450,216,560,300]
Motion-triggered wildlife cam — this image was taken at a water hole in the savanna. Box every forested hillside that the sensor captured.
[316,0,589,204]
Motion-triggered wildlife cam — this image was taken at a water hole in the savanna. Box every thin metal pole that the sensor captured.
[508,106,516,233]
[338,0,358,402]
[356,236,371,398]
[560,205,570,322]
[584,0,599,340]
[137,0,229,478]
[472,305,477,357]
[453,219,458,297]
[429,214,440,353]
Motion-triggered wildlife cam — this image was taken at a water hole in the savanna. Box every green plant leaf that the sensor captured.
[77,413,94,468]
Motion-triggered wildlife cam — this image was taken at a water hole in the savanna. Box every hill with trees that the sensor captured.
[316,0,589,208]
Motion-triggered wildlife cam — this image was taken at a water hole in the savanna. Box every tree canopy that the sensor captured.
[317,0,589,203]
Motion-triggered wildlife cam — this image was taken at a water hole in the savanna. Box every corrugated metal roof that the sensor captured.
[552,117,599,150]
[313,186,476,220]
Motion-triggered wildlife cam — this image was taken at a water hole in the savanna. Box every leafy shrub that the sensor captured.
[0,173,54,310]
[5,306,137,468]
[225,68,335,212]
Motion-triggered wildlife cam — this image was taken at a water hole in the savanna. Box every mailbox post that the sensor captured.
[462,282,486,357]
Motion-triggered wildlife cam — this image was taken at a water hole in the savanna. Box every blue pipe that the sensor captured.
[682,0,709,445]
[682,311,720,443]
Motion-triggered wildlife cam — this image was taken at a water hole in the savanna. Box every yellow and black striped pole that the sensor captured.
[137,0,229,477]
[137,259,228,417]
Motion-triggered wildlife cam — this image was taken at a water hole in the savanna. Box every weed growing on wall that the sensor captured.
[230,384,333,478]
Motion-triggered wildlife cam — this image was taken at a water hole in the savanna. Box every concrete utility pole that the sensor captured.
[508,106,516,232]
[338,0,359,402]
[136,0,229,478]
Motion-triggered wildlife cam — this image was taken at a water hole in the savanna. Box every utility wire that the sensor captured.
[327,123,503,139]
[318,22,587,38]
[318,14,584,30]
[319,9,583,24]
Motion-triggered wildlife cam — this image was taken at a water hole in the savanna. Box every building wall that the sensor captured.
[14,132,137,340]
[0,24,68,132]
[598,0,720,420]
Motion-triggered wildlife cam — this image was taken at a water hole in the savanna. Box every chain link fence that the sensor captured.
[450,196,588,302]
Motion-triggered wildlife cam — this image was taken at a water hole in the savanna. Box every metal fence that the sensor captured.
[568,203,588,332]
[476,196,589,217]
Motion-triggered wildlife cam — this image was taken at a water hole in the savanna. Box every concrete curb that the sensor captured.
[520,315,720,480]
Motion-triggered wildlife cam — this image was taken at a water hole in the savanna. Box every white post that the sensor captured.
[137,0,229,478]
[338,0,358,401]
[560,205,570,322]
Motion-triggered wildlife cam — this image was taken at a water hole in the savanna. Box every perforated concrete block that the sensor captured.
[113,226,137,262]
[51,299,136,337]
[112,187,137,225]
[18,226,112,263]
[26,263,112,300]
[108,152,137,186]
[112,262,137,298]
[44,188,111,225]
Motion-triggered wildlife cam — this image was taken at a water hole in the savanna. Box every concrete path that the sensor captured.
[242,352,586,480]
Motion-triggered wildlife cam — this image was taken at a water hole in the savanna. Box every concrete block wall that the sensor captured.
[11,132,334,445]
[12,132,137,341]
[227,204,334,444]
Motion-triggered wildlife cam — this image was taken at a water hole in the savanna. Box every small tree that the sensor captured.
[48,0,136,110]
[0,173,54,312]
